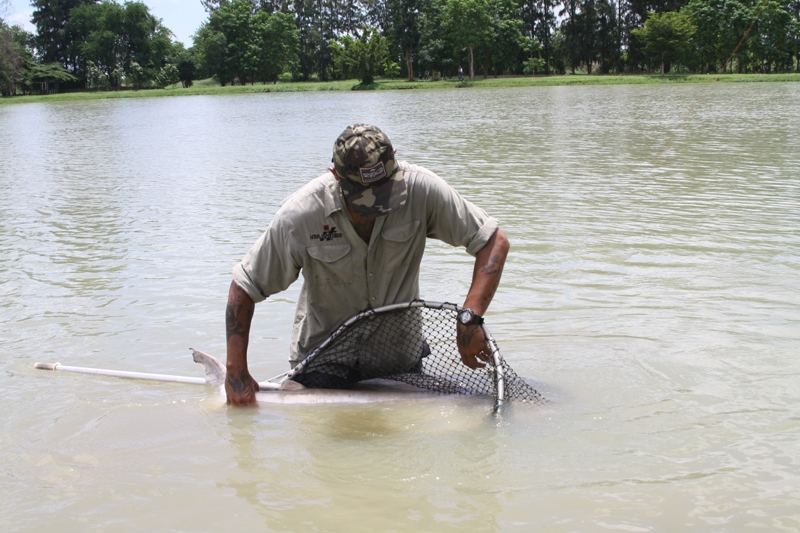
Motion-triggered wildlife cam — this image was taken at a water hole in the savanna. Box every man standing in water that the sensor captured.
[225,124,509,405]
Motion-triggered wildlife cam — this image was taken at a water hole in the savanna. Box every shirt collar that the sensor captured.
[323,171,344,217]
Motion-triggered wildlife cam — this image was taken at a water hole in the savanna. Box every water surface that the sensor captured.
[1,83,799,531]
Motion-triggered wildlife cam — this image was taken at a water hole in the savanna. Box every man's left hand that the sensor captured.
[456,323,491,369]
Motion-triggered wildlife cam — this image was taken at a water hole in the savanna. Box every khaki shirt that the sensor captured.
[233,161,498,363]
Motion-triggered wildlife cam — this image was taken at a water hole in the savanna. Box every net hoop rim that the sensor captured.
[286,299,506,408]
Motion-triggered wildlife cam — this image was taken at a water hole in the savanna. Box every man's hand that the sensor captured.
[456,323,491,369]
[225,367,260,406]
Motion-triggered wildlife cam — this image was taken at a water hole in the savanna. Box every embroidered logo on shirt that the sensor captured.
[310,225,343,242]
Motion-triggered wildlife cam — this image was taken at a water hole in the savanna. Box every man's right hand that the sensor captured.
[225,280,257,406]
[225,368,260,406]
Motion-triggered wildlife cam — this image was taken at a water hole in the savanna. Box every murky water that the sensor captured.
[1,83,799,531]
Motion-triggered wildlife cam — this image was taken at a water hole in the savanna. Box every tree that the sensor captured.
[684,0,751,72]
[206,0,255,83]
[0,21,30,96]
[194,23,230,83]
[330,27,389,84]
[32,0,98,71]
[64,1,174,89]
[251,10,300,82]
[441,0,493,79]
[487,0,525,75]
[749,0,795,72]
[67,2,125,87]
[170,43,196,87]
[388,0,425,80]
[521,0,557,74]
[594,0,619,72]
[417,0,454,76]
[632,9,695,72]
[195,0,300,84]
[559,0,580,72]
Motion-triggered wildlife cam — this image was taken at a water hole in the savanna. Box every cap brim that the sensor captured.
[340,171,407,217]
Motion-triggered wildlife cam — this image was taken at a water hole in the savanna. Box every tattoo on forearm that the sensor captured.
[475,253,504,308]
[226,289,252,341]
[479,253,503,276]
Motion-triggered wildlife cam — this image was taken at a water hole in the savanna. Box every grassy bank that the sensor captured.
[2,72,799,105]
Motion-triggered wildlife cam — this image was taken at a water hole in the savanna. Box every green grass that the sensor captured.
[2,72,799,105]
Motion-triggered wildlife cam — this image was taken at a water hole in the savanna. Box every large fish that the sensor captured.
[190,348,456,404]
[34,348,465,405]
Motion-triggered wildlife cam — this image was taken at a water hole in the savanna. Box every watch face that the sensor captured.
[458,309,473,325]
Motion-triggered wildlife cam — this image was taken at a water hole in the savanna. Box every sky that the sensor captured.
[4,0,208,46]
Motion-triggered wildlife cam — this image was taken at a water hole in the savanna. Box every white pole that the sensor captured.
[34,362,209,384]
[33,361,283,390]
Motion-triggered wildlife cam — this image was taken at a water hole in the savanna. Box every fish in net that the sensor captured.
[285,300,546,410]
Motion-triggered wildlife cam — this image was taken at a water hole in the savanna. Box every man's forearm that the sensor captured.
[225,280,255,376]
[463,228,510,315]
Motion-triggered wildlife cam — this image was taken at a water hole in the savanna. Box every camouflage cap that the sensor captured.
[332,124,407,217]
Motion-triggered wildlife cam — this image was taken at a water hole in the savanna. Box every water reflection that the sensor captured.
[221,401,505,530]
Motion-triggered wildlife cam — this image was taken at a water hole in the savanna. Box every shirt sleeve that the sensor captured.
[232,215,301,303]
[421,168,499,256]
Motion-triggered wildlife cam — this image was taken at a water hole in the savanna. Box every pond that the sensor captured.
[1,83,799,530]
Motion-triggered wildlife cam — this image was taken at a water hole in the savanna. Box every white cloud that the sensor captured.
[6,9,34,32]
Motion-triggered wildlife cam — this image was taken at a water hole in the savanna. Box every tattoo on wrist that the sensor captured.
[226,369,249,393]
[457,326,475,347]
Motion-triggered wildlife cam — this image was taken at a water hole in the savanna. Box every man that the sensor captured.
[225,124,509,406]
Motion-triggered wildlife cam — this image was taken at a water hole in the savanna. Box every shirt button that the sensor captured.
[368,272,374,277]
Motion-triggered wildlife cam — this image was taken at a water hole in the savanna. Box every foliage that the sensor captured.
[441,0,493,79]
[684,0,752,72]
[32,0,98,73]
[6,0,800,99]
[487,0,526,75]
[154,63,180,87]
[193,0,300,84]
[633,10,696,73]
[523,56,547,74]
[0,21,31,95]
[387,0,425,80]
[330,28,390,85]
[251,11,300,82]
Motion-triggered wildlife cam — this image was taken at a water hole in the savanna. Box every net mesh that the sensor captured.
[286,301,545,408]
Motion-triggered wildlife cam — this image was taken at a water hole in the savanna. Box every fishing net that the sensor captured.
[286,301,545,410]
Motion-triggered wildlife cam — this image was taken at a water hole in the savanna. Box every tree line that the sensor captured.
[2,0,194,95]
[2,0,799,96]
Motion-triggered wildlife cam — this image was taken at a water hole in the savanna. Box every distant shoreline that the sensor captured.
[3,73,799,105]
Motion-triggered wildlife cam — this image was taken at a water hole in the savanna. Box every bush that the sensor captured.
[383,60,401,78]
[523,57,546,75]
[155,64,180,88]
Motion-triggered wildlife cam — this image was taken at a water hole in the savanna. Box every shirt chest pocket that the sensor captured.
[306,243,353,284]
[379,220,423,273]
[381,220,420,245]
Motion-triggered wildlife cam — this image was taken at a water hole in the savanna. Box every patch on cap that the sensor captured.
[360,162,388,184]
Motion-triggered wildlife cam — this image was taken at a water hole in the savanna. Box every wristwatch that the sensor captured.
[457,308,484,326]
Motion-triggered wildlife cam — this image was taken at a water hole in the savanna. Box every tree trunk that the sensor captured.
[469,47,474,80]
[405,48,414,81]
